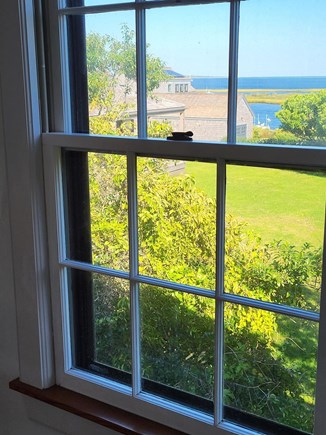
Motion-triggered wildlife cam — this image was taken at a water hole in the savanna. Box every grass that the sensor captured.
[186,162,325,247]
[245,93,295,104]
[244,89,325,104]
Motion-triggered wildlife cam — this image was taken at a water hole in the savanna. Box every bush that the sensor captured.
[89,154,320,432]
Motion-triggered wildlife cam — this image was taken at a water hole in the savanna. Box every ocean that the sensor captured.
[191,76,326,90]
[249,103,281,130]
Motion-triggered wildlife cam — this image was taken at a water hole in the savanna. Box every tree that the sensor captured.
[276,90,326,143]
[86,26,168,120]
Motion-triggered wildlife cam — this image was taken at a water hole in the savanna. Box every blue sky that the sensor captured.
[85,0,326,77]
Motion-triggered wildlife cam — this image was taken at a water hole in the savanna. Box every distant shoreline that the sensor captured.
[193,89,323,104]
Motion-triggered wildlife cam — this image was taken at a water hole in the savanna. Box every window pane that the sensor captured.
[225,165,325,311]
[68,269,131,385]
[89,152,129,270]
[64,151,129,271]
[224,304,319,433]
[147,4,229,141]
[93,274,131,376]
[140,285,214,413]
[85,12,137,136]
[237,0,326,146]
[137,157,216,289]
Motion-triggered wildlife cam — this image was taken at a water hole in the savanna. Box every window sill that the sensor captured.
[9,378,187,435]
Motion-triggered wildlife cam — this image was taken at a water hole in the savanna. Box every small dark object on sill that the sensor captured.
[167,131,193,141]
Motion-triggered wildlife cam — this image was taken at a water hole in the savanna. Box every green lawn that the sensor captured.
[186,162,325,247]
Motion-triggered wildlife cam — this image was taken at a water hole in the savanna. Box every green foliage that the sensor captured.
[102,24,168,94]
[251,126,299,145]
[147,120,173,138]
[276,90,326,143]
[86,26,168,110]
[94,275,131,371]
[137,164,216,289]
[89,153,129,270]
[225,218,322,309]
[141,287,215,399]
[247,91,326,146]
[88,151,321,432]
[86,27,172,138]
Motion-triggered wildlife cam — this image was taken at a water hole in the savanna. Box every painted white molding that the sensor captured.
[2,0,54,389]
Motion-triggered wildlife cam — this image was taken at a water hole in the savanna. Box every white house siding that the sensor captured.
[150,93,254,141]
[237,97,254,139]
[155,78,195,94]
[182,117,228,141]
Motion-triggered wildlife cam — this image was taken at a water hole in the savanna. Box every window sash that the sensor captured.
[43,132,325,435]
[59,0,239,16]
[42,0,326,433]
[42,132,326,169]
[54,0,241,140]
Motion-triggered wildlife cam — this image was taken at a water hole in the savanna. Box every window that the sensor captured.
[41,1,326,434]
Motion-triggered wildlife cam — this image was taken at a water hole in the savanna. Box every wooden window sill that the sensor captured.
[9,378,187,435]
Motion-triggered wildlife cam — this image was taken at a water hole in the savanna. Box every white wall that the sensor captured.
[0,75,62,435]
[0,1,118,434]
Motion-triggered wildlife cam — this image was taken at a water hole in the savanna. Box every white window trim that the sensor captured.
[10,0,326,434]
[4,0,54,390]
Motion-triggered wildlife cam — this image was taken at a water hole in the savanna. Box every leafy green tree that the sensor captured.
[276,90,326,143]
[86,26,168,120]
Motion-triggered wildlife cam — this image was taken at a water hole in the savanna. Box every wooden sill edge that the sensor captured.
[9,378,186,435]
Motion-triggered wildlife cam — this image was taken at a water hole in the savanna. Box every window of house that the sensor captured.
[42,0,326,434]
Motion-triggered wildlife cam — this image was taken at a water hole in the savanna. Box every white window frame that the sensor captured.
[12,0,326,434]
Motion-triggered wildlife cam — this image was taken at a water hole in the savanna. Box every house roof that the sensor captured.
[89,96,185,117]
[164,68,185,78]
[125,96,185,116]
[155,92,249,119]
[147,97,185,113]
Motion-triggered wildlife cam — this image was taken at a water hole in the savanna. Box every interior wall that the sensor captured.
[0,76,61,435]
[0,1,118,434]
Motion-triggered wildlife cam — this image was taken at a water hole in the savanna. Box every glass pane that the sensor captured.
[64,151,129,271]
[237,0,326,146]
[69,269,131,385]
[225,165,325,311]
[137,157,216,289]
[140,285,214,413]
[224,304,319,433]
[89,152,129,270]
[146,4,229,140]
[85,12,137,136]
